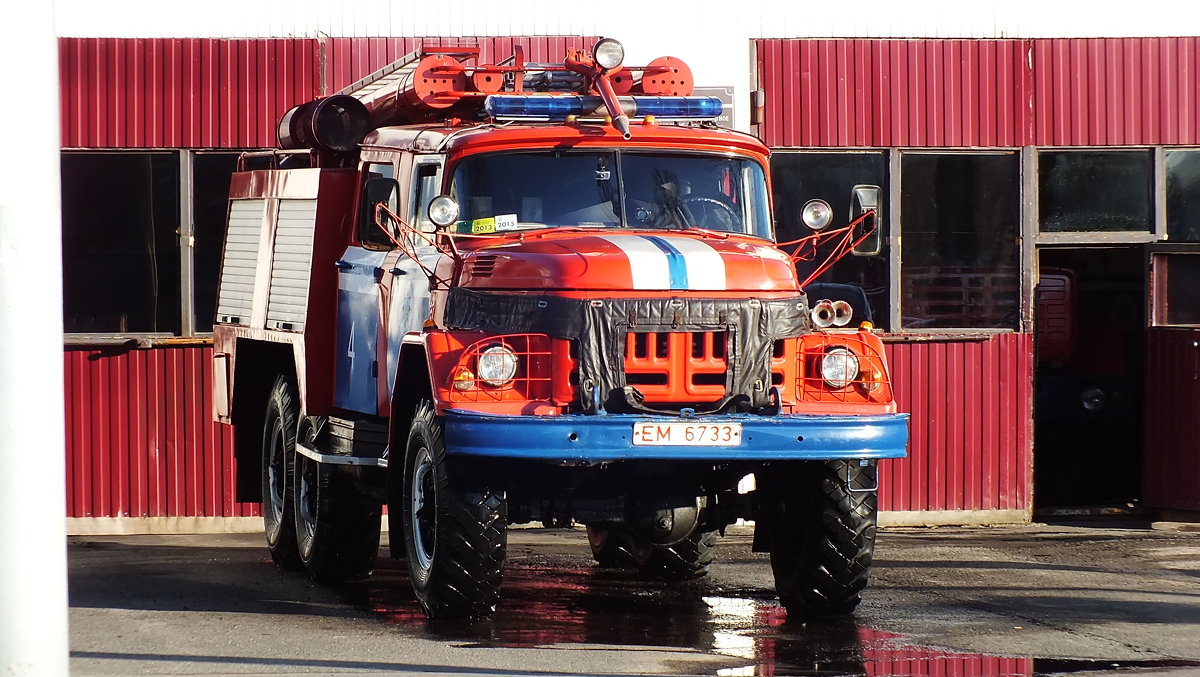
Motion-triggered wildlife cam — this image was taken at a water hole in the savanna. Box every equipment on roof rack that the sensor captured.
[276,38,710,152]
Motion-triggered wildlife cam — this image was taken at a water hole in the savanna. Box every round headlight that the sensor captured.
[593,38,625,70]
[428,195,460,228]
[820,347,859,389]
[477,345,518,387]
[801,199,834,231]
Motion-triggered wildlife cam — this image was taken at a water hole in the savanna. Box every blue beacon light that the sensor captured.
[484,95,723,121]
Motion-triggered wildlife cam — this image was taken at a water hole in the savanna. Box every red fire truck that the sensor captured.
[212,38,909,619]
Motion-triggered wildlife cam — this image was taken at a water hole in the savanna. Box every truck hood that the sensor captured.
[457,231,800,292]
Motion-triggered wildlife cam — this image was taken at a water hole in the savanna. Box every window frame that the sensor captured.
[1033,146,1166,245]
[62,148,264,345]
[1147,242,1200,327]
[891,149,1024,335]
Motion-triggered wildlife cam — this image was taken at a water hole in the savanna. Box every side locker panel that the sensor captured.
[336,247,389,414]
[217,198,270,325]
[267,199,319,332]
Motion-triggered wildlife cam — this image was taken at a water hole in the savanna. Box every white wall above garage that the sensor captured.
[53,0,1199,41]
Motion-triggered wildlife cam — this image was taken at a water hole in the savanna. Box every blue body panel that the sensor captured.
[335,248,388,414]
[443,410,909,462]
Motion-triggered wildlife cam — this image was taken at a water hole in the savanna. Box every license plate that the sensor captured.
[631,421,743,446]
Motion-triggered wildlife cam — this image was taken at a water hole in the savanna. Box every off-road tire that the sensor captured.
[261,375,302,570]
[402,399,507,619]
[293,418,382,582]
[766,459,877,616]
[585,525,638,568]
[633,529,719,580]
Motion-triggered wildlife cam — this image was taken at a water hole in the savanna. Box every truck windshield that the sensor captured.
[448,151,773,239]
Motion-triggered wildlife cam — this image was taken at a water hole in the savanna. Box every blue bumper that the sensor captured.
[443,410,909,462]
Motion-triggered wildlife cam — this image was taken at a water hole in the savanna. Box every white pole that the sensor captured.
[0,0,71,674]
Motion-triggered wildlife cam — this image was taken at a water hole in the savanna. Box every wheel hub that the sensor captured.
[410,446,436,572]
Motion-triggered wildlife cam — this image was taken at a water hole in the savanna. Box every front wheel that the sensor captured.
[632,529,719,580]
[764,460,878,616]
[402,399,507,618]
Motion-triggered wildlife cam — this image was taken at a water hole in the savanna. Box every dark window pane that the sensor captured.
[61,152,181,334]
[1039,150,1152,232]
[770,152,890,328]
[1157,254,1200,325]
[1167,150,1200,242]
[193,153,242,333]
[901,153,1019,329]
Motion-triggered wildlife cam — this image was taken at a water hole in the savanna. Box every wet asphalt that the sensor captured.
[67,521,1200,676]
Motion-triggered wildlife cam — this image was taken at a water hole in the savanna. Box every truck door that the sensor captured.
[334,162,398,414]
[1145,245,1200,513]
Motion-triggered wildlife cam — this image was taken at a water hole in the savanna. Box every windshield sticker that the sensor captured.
[456,214,519,235]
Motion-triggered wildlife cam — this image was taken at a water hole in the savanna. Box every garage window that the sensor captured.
[62,150,252,337]
[900,152,1020,329]
[1167,150,1200,242]
[1039,150,1153,233]
[770,151,890,328]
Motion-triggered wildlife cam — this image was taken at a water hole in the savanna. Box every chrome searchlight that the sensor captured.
[593,38,625,70]
[801,199,834,231]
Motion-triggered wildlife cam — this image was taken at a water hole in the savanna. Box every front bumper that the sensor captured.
[443,410,909,462]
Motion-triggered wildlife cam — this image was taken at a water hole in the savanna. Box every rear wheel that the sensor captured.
[632,529,719,580]
[294,418,382,582]
[586,525,638,568]
[765,460,878,616]
[261,375,302,570]
[402,399,507,618]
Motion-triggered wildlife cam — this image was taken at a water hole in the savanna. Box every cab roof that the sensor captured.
[360,121,770,159]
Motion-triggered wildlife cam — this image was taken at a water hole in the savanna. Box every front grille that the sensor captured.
[624,331,727,402]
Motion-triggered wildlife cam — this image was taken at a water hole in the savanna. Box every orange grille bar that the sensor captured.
[624,331,728,402]
[447,334,555,404]
[794,331,894,405]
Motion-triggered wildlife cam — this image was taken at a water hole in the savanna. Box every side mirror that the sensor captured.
[850,184,883,256]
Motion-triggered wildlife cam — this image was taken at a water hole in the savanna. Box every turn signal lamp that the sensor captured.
[452,367,476,391]
[484,95,723,122]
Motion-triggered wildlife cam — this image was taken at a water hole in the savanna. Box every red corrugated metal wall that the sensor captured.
[58,36,597,149]
[880,334,1034,513]
[59,38,321,148]
[1033,38,1200,146]
[1144,329,1200,512]
[65,346,255,519]
[756,39,1031,148]
[756,37,1200,148]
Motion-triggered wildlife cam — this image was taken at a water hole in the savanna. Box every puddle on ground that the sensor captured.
[340,557,1200,676]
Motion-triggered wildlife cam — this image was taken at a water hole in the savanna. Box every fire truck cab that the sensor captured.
[212,39,909,619]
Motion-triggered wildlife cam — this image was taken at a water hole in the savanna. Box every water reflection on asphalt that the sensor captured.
[339,555,1198,677]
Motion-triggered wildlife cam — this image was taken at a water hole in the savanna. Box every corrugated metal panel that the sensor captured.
[64,346,258,519]
[59,38,320,148]
[755,39,1031,148]
[879,334,1034,513]
[758,37,1200,149]
[216,198,268,324]
[59,36,598,148]
[1032,37,1200,146]
[267,199,317,331]
[1144,328,1200,512]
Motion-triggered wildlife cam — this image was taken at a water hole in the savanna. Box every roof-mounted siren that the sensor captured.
[277,95,371,153]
